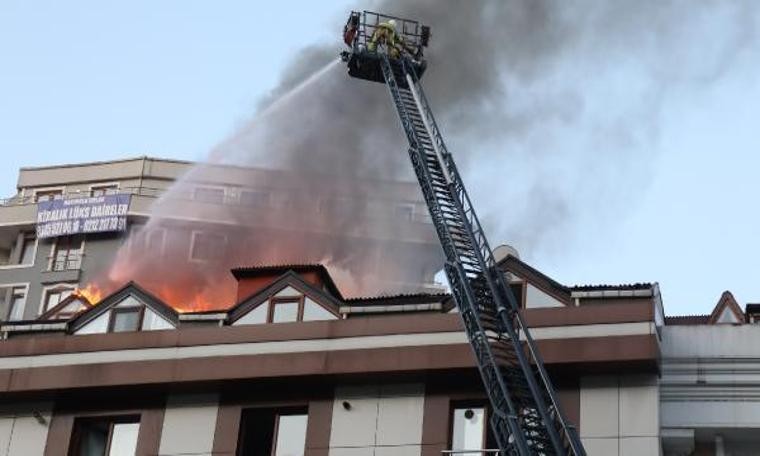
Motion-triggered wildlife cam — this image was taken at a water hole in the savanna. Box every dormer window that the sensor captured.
[70,285,177,335]
[228,269,342,326]
[109,307,143,332]
[270,297,300,323]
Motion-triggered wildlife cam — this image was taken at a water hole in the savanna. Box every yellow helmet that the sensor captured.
[387,19,397,31]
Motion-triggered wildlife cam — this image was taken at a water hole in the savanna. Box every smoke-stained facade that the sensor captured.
[0,156,443,317]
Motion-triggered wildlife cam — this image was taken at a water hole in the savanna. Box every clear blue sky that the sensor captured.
[1,1,759,316]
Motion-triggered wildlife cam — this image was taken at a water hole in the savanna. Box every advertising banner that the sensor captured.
[36,194,130,239]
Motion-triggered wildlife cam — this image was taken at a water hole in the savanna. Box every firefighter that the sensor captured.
[367,19,408,59]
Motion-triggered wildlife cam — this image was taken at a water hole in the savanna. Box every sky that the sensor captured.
[1,1,759,316]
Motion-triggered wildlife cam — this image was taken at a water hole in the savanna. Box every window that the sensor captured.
[108,307,143,333]
[262,297,337,324]
[70,416,140,456]
[271,298,299,323]
[34,189,63,202]
[4,286,28,321]
[51,235,84,271]
[237,408,307,456]
[189,232,226,261]
[510,282,525,309]
[193,186,225,204]
[18,232,36,265]
[240,190,270,207]
[90,184,119,197]
[450,405,496,455]
[127,226,165,256]
[42,283,76,314]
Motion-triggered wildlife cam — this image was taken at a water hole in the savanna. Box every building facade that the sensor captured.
[0,158,757,455]
[0,255,665,455]
[0,157,443,319]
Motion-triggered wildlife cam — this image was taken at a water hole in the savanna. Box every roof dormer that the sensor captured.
[228,268,341,326]
[70,282,178,335]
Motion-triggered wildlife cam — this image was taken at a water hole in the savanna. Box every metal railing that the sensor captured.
[0,186,165,207]
[0,185,435,225]
[351,10,425,53]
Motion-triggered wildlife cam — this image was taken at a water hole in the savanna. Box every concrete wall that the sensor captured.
[329,384,425,456]
[0,402,51,456]
[580,375,660,456]
[159,393,219,456]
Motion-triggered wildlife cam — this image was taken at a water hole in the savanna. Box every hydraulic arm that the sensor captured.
[342,11,586,456]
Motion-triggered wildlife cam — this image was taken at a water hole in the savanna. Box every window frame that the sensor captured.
[107,307,145,333]
[128,226,167,257]
[88,182,120,197]
[39,282,77,315]
[192,185,227,205]
[238,188,271,208]
[2,283,30,321]
[188,230,227,262]
[33,186,66,203]
[0,232,38,270]
[509,281,526,309]
[69,414,141,456]
[236,406,309,456]
[49,235,85,271]
[267,296,304,324]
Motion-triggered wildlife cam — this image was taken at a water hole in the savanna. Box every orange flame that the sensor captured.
[72,283,104,305]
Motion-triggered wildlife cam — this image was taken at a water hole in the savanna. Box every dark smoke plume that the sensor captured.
[99,0,757,310]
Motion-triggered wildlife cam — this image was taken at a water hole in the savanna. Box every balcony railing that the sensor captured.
[0,186,165,207]
[0,185,435,225]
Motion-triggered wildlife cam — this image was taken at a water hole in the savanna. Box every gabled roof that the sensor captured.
[38,294,94,321]
[707,291,745,324]
[498,255,572,306]
[231,264,344,300]
[69,281,179,332]
[227,270,342,324]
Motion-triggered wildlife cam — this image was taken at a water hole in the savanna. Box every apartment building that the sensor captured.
[0,254,663,456]
[0,157,443,320]
[1,157,758,455]
[661,292,760,455]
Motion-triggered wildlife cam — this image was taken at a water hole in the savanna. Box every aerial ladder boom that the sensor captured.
[341,11,586,456]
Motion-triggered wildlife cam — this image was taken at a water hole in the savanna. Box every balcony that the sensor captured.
[0,184,439,243]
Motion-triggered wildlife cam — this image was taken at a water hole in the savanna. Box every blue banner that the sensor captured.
[36,194,130,239]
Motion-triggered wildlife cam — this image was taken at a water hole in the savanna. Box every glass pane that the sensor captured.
[77,421,109,456]
[8,295,25,321]
[273,414,307,456]
[108,422,139,456]
[302,301,335,321]
[272,301,299,323]
[194,187,224,204]
[20,238,35,265]
[112,310,140,332]
[452,407,485,454]
[46,291,61,310]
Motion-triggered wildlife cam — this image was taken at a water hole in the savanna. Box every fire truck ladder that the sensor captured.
[341,10,585,456]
